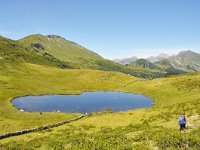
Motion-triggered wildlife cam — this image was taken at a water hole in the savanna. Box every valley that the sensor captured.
[1,1,200,149]
[0,35,200,149]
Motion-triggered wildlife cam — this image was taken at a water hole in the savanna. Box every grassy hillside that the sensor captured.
[0,61,200,149]
[0,63,138,134]
[129,59,160,70]
[19,34,102,68]
[1,35,200,149]
[0,36,70,69]
[128,59,166,78]
[4,34,194,79]
[18,34,144,76]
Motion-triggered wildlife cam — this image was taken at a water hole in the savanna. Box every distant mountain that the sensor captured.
[154,59,176,69]
[168,50,200,71]
[154,59,187,74]
[147,54,170,62]
[128,59,161,70]
[113,56,138,65]
[127,58,187,78]
[115,50,200,76]
[114,53,170,65]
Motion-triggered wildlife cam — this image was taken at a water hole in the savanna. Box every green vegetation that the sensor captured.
[1,34,169,78]
[129,59,160,70]
[0,63,138,134]
[127,58,165,78]
[2,122,200,149]
[19,34,103,69]
[1,35,200,149]
[18,34,150,77]
[0,62,200,149]
[0,36,70,69]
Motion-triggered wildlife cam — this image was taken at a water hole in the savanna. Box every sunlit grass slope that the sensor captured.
[1,34,174,79]
[0,63,139,134]
[0,35,70,69]
[1,34,200,149]
[18,34,146,77]
[1,64,200,149]
[19,34,102,67]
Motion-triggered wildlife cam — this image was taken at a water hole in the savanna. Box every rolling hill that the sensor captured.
[128,59,161,70]
[18,34,139,72]
[127,59,166,78]
[0,35,70,72]
[18,34,103,69]
[1,34,168,78]
[19,34,146,76]
[0,34,139,77]
[1,60,200,149]
[1,34,200,149]
[2,34,199,78]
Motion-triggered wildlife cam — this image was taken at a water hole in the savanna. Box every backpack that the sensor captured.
[179,116,185,125]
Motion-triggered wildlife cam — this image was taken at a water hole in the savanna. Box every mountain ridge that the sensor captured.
[115,50,200,74]
[113,56,138,65]
[1,34,153,78]
[2,34,199,78]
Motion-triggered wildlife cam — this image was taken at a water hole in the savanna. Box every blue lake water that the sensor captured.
[12,92,153,113]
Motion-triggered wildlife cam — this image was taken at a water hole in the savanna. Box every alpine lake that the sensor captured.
[12,92,153,113]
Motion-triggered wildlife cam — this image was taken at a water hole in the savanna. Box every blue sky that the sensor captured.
[1,0,200,59]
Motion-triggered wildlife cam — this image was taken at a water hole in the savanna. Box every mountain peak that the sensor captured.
[147,53,169,62]
[113,56,138,65]
[47,35,66,40]
[26,33,44,38]
[177,50,194,55]
[158,53,170,58]
[20,34,67,41]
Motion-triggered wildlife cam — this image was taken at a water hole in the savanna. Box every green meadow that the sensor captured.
[0,62,200,149]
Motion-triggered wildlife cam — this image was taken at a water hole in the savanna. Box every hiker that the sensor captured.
[179,112,186,132]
